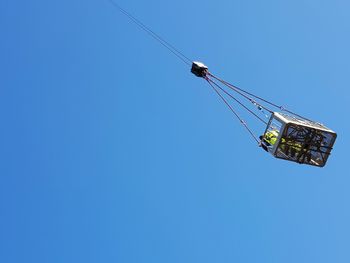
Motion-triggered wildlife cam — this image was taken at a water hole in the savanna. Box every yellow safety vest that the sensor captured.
[264,130,279,145]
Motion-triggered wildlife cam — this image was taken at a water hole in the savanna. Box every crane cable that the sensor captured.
[110,0,265,144]
[205,77,260,144]
[208,72,311,121]
[109,0,192,66]
[109,1,309,145]
[208,72,274,113]
[206,78,268,125]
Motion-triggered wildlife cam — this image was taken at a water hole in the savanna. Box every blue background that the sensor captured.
[1,0,350,262]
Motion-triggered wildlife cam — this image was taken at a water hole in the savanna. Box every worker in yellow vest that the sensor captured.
[260,130,279,152]
[260,130,311,162]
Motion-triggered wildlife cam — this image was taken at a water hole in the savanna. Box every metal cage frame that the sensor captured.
[264,112,337,167]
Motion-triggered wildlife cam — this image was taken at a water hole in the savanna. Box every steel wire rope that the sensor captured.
[207,77,268,125]
[205,77,260,144]
[108,1,315,145]
[208,72,312,121]
[208,72,274,113]
[109,0,192,66]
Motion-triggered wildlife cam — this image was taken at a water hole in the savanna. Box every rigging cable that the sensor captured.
[205,77,260,144]
[206,77,268,125]
[208,72,274,113]
[109,2,263,143]
[109,0,192,66]
[208,72,311,121]
[109,1,311,144]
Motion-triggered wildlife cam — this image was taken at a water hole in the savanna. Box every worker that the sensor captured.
[260,130,311,162]
[259,130,279,152]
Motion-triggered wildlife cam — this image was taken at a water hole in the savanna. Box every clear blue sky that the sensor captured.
[1,0,350,262]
